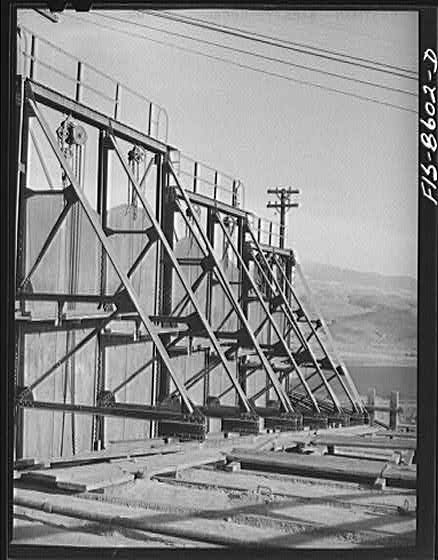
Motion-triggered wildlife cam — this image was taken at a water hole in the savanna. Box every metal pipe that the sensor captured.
[14,489,283,547]
[18,400,193,421]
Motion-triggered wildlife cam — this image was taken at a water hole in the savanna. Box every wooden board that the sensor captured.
[48,442,184,468]
[312,435,416,450]
[21,463,135,492]
[226,448,416,488]
[115,449,226,479]
[383,463,417,485]
[13,458,47,470]
[371,429,416,440]
[327,448,396,462]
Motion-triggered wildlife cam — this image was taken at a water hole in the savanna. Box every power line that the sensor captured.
[66,12,416,115]
[99,12,415,98]
[33,9,59,23]
[143,9,417,79]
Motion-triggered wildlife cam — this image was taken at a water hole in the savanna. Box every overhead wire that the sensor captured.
[97,12,416,98]
[65,12,417,114]
[143,9,417,79]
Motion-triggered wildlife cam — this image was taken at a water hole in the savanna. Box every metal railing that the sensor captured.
[18,26,169,143]
[17,27,284,250]
[170,150,244,208]
[247,214,281,247]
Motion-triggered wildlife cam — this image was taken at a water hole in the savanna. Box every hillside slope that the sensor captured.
[297,260,417,366]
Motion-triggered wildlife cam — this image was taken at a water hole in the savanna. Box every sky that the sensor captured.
[17,9,419,278]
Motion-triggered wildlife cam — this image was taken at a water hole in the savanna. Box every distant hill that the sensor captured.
[300,260,417,294]
[296,260,417,366]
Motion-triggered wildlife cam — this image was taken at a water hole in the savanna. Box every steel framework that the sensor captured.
[14,29,366,458]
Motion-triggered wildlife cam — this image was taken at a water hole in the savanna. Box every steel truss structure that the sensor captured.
[14,35,366,457]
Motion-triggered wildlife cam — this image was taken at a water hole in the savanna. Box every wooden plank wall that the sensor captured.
[21,200,275,458]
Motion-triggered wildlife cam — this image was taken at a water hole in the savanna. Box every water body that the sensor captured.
[348,365,417,400]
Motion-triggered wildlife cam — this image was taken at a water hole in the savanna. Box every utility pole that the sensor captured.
[267,187,300,248]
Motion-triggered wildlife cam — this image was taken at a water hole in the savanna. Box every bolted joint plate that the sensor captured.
[145,226,159,245]
[200,254,216,274]
[269,294,283,312]
[113,289,136,314]
[184,312,207,336]
[96,390,116,408]
[242,242,254,261]
[15,386,34,406]
[63,184,78,206]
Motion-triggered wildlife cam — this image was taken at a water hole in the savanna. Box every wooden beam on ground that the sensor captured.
[312,435,416,451]
[13,488,288,547]
[369,429,416,440]
[326,448,399,463]
[20,463,135,492]
[114,448,226,479]
[226,448,416,488]
[48,442,184,468]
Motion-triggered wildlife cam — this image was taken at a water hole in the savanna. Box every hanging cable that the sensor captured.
[66,12,416,114]
[56,115,87,456]
[143,10,417,78]
[96,12,416,98]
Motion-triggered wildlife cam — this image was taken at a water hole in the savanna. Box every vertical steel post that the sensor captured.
[237,216,249,402]
[94,129,110,450]
[204,207,215,423]
[265,247,273,406]
[148,102,153,136]
[14,327,25,460]
[284,254,293,394]
[15,86,31,459]
[193,161,198,193]
[150,153,162,437]
[29,35,37,80]
[113,83,121,121]
[95,334,106,450]
[157,154,174,404]
[232,180,238,207]
[16,98,30,310]
[75,61,83,104]
[213,171,219,200]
